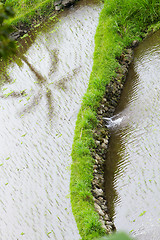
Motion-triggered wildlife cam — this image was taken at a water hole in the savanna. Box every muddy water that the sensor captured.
[104,30,160,239]
[0,1,102,239]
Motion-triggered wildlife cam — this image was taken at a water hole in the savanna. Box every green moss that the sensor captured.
[70,0,160,239]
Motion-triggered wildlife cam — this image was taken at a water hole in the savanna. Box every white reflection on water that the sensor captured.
[105,30,160,239]
[0,1,102,239]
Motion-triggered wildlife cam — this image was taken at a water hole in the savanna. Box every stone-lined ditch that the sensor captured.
[91,41,139,233]
[104,29,160,239]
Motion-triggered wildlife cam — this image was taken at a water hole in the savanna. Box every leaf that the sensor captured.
[139,211,146,217]
[21,133,27,137]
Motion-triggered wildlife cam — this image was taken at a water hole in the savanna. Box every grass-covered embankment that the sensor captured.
[3,0,56,27]
[70,0,160,239]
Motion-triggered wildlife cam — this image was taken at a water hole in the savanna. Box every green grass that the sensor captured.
[95,232,134,240]
[70,0,160,239]
[4,0,56,27]
[1,0,160,239]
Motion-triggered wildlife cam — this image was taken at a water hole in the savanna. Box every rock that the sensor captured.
[95,159,98,164]
[104,106,108,111]
[95,140,101,146]
[106,221,114,227]
[126,48,133,55]
[101,204,108,212]
[98,109,103,115]
[97,196,104,204]
[102,98,107,103]
[95,154,101,161]
[132,39,139,48]
[99,219,107,230]
[106,225,112,233]
[55,5,62,10]
[94,203,104,216]
[104,214,110,221]
[92,179,98,187]
[10,30,27,40]
[124,55,133,65]
[121,65,128,75]
[54,0,62,6]
[54,0,62,10]
[103,138,108,145]
[62,0,75,7]
[93,197,101,205]
[93,188,104,197]
[93,177,104,189]
[93,165,97,170]
[100,129,106,136]
[101,143,107,149]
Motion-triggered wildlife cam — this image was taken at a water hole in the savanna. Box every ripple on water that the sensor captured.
[104,30,160,239]
[0,0,102,239]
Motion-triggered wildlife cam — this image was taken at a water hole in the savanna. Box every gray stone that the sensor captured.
[98,109,103,115]
[99,219,107,230]
[106,225,112,233]
[104,106,108,111]
[132,39,139,48]
[106,221,114,226]
[104,214,110,221]
[98,196,104,203]
[95,154,101,161]
[55,5,62,10]
[101,143,107,149]
[93,165,97,170]
[101,204,108,212]
[95,159,98,164]
[10,30,27,40]
[102,98,107,103]
[93,188,104,197]
[94,203,104,217]
[103,138,108,145]
[54,0,62,6]
[62,0,75,7]
[95,140,101,146]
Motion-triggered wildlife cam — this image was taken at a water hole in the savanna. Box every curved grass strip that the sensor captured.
[70,0,160,239]
[5,0,56,27]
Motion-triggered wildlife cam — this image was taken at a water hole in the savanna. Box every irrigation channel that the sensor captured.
[104,30,160,240]
[0,0,102,239]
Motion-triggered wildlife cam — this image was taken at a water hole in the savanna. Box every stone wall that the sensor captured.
[91,41,139,233]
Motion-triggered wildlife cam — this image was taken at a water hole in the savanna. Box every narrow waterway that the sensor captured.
[104,30,160,239]
[0,1,102,239]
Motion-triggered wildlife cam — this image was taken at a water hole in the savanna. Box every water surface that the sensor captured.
[104,30,160,239]
[0,0,102,239]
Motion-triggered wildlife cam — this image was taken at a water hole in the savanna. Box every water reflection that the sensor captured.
[104,30,160,239]
[0,0,102,239]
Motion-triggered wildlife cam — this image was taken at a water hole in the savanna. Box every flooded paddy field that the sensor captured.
[0,0,102,239]
[104,30,160,240]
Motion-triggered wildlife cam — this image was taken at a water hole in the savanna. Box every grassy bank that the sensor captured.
[3,0,56,27]
[70,0,160,239]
